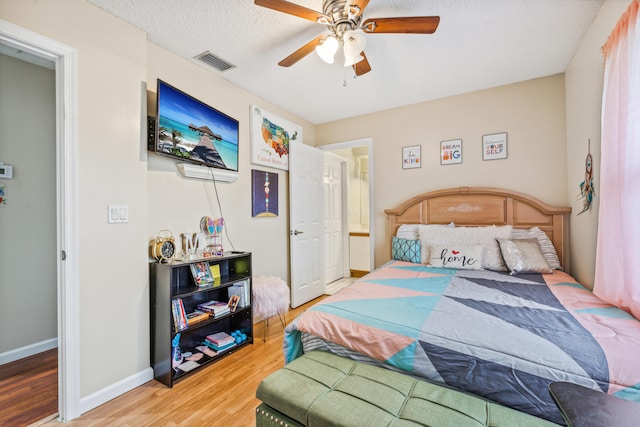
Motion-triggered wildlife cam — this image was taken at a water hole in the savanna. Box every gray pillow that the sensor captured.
[497,238,553,275]
[510,227,562,270]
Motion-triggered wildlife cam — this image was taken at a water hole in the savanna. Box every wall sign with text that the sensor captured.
[483,132,508,160]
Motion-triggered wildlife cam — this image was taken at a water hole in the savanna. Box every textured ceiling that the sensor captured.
[87,0,604,124]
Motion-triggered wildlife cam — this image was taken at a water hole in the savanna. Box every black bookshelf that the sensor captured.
[150,252,252,387]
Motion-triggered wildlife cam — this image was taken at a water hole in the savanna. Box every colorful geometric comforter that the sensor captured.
[283,260,640,424]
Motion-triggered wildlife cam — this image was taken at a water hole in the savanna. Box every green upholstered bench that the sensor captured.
[256,350,559,427]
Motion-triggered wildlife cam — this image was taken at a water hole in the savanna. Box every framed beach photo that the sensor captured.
[402,145,421,169]
[440,139,462,165]
[482,132,508,160]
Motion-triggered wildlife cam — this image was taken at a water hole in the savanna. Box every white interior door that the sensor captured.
[323,153,344,284]
[289,142,325,308]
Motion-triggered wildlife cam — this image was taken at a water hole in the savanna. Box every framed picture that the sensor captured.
[190,261,214,286]
[483,132,508,160]
[440,139,462,165]
[402,145,421,169]
[228,295,240,312]
[252,169,279,217]
[250,105,302,171]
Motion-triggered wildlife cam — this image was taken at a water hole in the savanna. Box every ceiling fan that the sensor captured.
[255,0,440,76]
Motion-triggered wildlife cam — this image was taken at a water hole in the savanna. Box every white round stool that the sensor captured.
[252,276,290,341]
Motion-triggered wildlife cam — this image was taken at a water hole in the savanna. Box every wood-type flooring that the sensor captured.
[0,348,58,427]
[15,295,325,426]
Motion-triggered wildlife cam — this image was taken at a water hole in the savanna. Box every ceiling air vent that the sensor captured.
[195,51,235,72]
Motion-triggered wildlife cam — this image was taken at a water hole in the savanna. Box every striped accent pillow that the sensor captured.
[510,227,562,270]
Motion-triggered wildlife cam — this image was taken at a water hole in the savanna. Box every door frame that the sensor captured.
[318,137,375,272]
[0,19,80,421]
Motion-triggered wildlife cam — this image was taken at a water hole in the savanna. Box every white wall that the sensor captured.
[0,53,56,354]
[317,74,568,269]
[565,0,630,289]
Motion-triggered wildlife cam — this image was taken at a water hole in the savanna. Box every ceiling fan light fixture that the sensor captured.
[344,53,364,67]
[315,36,339,64]
[343,29,366,57]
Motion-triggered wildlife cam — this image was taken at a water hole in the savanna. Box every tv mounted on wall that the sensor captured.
[151,79,239,172]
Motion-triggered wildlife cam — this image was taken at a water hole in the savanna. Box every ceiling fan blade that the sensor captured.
[255,0,326,23]
[347,0,371,17]
[278,34,325,67]
[353,52,371,76]
[361,16,440,34]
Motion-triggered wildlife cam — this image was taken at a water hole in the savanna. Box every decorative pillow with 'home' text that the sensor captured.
[429,244,484,270]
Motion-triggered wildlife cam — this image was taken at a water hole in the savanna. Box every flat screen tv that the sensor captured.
[152,79,239,172]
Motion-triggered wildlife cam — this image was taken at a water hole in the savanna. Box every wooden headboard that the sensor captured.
[384,187,572,271]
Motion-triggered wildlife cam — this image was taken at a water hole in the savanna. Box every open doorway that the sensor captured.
[319,138,374,293]
[0,19,80,422]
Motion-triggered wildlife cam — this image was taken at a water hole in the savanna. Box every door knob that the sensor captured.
[291,229,304,235]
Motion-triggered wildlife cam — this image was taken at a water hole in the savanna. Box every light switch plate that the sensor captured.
[0,163,13,179]
[108,204,128,223]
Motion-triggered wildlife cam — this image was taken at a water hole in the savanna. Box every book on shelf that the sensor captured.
[203,340,236,352]
[209,263,221,282]
[197,300,230,317]
[171,298,188,332]
[203,332,236,352]
[206,331,235,346]
[228,279,250,308]
[176,360,200,373]
[190,261,214,286]
[186,310,210,325]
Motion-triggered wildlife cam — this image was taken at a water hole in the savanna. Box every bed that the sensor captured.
[283,187,640,425]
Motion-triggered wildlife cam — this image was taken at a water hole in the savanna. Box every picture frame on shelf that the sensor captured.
[402,145,421,169]
[440,139,462,165]
[482,132,508,160]
[228,295,241,312]
[190,261,214,286]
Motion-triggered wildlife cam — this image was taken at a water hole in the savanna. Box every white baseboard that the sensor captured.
[80,367,154,415]
[0,338,58,365]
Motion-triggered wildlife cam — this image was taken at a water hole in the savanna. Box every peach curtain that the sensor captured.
[594,0,640,319]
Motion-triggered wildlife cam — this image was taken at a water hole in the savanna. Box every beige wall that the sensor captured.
[0,54,57,353]
[2,0,150,397]
[317,75,568,269]
[1,0,314,404]
[146,42,315,282]
[565,0,630,289]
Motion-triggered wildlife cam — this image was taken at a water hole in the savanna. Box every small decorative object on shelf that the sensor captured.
[149,230,176,262]
[201,216,224,256]
[150,252,253,387]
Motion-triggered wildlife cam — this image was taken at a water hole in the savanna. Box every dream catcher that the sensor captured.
[577,139,594,215]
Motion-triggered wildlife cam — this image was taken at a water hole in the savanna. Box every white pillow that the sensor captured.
[429,244,483,270]
[419,225,513,271]
[396,222,454,240]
